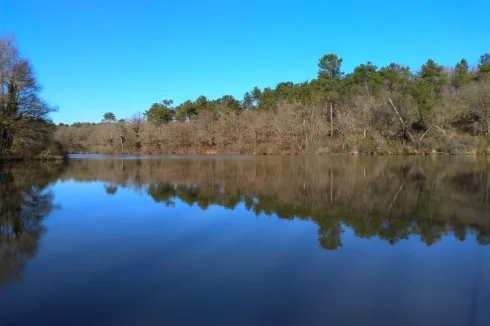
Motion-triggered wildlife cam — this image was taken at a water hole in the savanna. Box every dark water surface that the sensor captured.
[1,156,490,326]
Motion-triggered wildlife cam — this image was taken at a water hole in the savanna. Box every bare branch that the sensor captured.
[388,97,416,143]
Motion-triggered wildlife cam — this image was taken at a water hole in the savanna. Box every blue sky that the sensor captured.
[1,0,489,124]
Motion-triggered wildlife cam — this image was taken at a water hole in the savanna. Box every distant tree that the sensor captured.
[379,63,414,94]
[194,96,210,112]
[242,91,255,110]
[162,99,174,107]
[102,112,116,123]
[414,59,448,123]
[316,54,344,138]
[379,63,416,141]
[257,87,277,111]
[216,95,241,113]
[419,59,448,87]
[478,53,490,79]
[144,100,174,125]
[276,82,313,105]
[175,100,198,121]
[459,79,490,136]
[452,59,470,90]
[346,61,383,96]
[241,86,279,111]
[127,112,144,149]
[244,87,264,110]
[174,96,222,121]
[318,54,344,85]
[275,82,295,103]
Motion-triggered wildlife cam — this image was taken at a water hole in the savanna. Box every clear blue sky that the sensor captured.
[1,0,489,124]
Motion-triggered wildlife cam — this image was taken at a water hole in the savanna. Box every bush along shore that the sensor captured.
[1,36,65,161]
[55,53,490,156]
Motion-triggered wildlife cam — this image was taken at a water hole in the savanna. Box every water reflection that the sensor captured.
[0,162,63,288]
[61,156,490,249]
[1,157,489,326]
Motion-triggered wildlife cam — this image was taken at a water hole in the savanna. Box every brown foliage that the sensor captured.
[55,78,490,156]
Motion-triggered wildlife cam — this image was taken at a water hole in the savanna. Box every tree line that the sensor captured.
[0,36,64,160]
[56,52,490,155]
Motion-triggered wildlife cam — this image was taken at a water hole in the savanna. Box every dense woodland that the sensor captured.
[0,36,63,160]
[56,53,490,155]
[60,157,490,249]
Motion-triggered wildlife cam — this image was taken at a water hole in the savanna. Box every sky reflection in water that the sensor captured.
[0,156,489,326]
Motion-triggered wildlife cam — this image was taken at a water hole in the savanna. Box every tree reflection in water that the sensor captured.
[0,162,62,287]
[61,156,490,250]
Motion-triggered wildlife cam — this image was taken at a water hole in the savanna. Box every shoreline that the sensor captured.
[4,151,490,163]
[64,151,487,157]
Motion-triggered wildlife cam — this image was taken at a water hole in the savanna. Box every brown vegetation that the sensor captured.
[55,59,490,156]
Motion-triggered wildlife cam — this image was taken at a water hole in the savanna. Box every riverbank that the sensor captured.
[0,151,67,162]
[54,105,490,157]
[61,141,490,156]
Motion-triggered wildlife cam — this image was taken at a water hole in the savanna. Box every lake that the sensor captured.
[1,155,489,326]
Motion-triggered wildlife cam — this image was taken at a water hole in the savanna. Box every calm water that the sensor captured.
[1,156,490,326]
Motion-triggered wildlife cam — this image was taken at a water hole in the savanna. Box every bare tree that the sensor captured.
[0,36,58,158]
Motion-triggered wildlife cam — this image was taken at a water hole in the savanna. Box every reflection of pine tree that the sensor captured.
[104,183,118,195]
[476,232,490,245]
[147,184,176,207]
[317,221,344,250]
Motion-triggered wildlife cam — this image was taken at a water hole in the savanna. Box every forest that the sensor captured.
[55,53,490,155]
[0,36,64,160]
